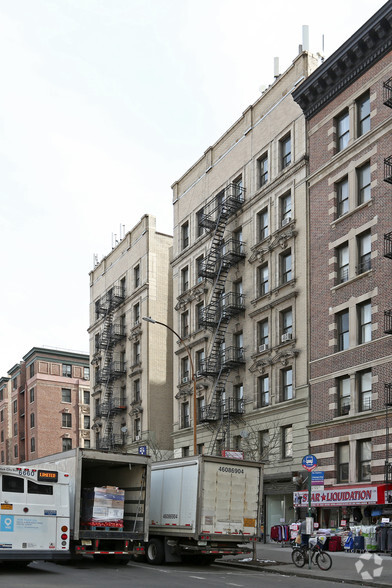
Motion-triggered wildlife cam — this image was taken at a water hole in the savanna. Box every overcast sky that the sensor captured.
[0,0,386,376]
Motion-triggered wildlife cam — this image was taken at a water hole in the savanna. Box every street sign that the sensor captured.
[138,445,147,455]
[302,454,317,472]
[311,471,324,485]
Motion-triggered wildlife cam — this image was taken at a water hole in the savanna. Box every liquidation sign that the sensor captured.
[294,486,378,507]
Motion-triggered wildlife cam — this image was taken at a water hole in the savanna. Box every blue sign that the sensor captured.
[1,516,14,532]
[138,446,147,456]
[311,471,324,485]
[302,454,317,472]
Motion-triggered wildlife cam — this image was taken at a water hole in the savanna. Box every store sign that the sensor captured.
[294,486,378,507]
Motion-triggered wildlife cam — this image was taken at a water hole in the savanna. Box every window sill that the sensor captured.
[330,199,373,228]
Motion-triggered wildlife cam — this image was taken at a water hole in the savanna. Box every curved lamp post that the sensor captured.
[143,316,197,455]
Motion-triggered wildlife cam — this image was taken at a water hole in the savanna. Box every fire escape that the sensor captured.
[93,285,127,452]
[383,76,392,499]
[197,182,246,454]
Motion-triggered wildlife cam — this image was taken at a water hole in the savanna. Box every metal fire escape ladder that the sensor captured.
[198,183,245,449]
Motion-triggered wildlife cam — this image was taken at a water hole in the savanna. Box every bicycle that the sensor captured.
[291,542,332,571]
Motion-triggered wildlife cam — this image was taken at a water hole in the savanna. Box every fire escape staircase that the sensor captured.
[197,183,246,453]
[95,286,126,451]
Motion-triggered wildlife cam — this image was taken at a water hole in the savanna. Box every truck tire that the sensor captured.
[146,538,165,565]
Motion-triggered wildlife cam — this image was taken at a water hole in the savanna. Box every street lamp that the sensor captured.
[143,316,197,455]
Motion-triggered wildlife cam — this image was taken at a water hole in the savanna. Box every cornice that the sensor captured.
[293,4,392,119]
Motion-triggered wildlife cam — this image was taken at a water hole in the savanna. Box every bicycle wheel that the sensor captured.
[316,550,332,571]
[291,548,306,568]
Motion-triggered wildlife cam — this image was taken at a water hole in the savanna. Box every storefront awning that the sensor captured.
[293,484,388,508]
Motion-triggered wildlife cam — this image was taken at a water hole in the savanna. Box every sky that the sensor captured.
[0,0,386,376]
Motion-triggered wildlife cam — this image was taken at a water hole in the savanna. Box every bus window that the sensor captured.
[2,475,24,493]
[27,480,54,495]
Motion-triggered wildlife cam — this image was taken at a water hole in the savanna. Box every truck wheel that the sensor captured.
[146,538,165,565]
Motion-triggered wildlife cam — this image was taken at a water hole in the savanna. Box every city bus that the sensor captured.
[0,464,70,565]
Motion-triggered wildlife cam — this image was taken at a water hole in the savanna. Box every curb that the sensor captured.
[216,559,390,587]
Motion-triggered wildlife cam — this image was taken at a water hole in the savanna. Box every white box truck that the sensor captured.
[23,448,150,562]
[145,455,263,565]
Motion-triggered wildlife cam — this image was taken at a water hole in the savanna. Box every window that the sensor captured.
[357,92,370,136]
[357,162,371,205]
[258,154,268,187]
[29,387,35,403]
[134,303,140,325]
[83,367,90,380]
[337,443,349,483]
[195,302,204,331]
[134,379,141,402]
[337,243,349,284]
[181,402,190,429]
[357,231,371,274]
[84,415,90,430]
[0,430,3,442]
[12,377,17,390]
[281,308,293,340]
[196,255,204,283]
[234,279,243,304]
[95,299,100,320]
[196,349,205,374]
[280,134,291,169]
[0,410,3,422]
[258,375,269,407]
[30,363,35,378]
[134,264,140,288]
[181,357,190,382]
[257,208,269,241]
[337,110,349,151]
[259,430,269,461]
[62,438,72,452]
[133,341,140,365]
[359,370,372,412]
[281,249,292,284]
[13,422,17,437]
[258,263,269,297]
[181,311,189,338]
[233,176,243,197]
[234,383,244,413]
[62,364,72,378]
[134,418,141,439]
[120,276,126,297]
[3,474,24,492]
[258,319,269,350]
[282,426,293,458]
[196,207,205,237]
[30,413,35,428]
[30,437,36,453]
[282,368,293,401]
[337,310,349,351]
[358,300,372,344]
[62,413,72,428]
[336,176,349,217]
[338,376,350,416]
[13,400,17,413]
[182,446,190,457]
[62,388,71,403]
[197,396,205,423]
[14,445,18,458]
[181,266,189,292]
[181,221,189,249]
[84,439,91,448]
[358,439,371,481]
[1,451,3,463]
[281,193,292,225]
[83,390,90,405]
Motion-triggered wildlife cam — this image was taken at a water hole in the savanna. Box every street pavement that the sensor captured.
[219,541,392,586]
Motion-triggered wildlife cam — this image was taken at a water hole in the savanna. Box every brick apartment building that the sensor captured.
[293,2,392,526]
[0,347,90,464]
[88,214,174,459]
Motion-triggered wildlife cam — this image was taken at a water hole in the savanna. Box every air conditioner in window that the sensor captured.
[182,376,189,384]
[281,333,292,343]
[282,217,291,227]
[135,435,141,441]
[259,344,269,352]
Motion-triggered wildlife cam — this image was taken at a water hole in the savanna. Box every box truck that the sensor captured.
[23,448,150,562]
[145,455,263,565]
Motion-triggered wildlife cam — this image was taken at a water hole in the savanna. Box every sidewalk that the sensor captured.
[219,542,392,586]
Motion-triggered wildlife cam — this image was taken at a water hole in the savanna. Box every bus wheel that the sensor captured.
[146,538,165,565]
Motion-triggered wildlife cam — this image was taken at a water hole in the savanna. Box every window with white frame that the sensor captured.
[336,110,349,151]
[337,442,349,483]
[62,388,71,403]
[195,301,204,331]
[358,370,372,412]
[196,207,205,237]
[181,310,189,338]
[181,357,190,383]
[281,192,291,225]
[134,264,140,288]
[62,413,72,428]
[181,221,189,250]
[358,300,372,344]
[358,439,371,481]
[357,91,370,137]
[258,375,269,407]
[337,176,349,217]
[282,425,293,458]
[337,243,349,284]
[338,376,350,416]
[258,318,269,349]
[196,255,204,283]
[258,153,268,187]
[281,368,293,401]
[280,134,291,169]
[281,249,292,284]
[281,307,293,341]
[357,162,371,205]
[181,402,190,429]
[257,208,269,241]
[258,263,269,297]
[62,364,72,378]
[181,266,189,292]
[259,430,269,460]
[357,231,371,274]
[337,309,349,351]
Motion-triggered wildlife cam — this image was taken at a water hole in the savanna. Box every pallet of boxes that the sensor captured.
[81,486,125,530]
